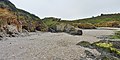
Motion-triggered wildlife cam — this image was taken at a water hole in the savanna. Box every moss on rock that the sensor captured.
[76,41,91,48]
[77,40,120,59]
[96,43,113,48]
[93,41,120,58]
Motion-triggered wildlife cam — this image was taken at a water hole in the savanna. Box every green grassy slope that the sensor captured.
[72,14,120,24]
[43,14,120,29]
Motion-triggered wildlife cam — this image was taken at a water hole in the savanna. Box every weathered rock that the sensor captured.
[48,28,56,33]
[50,23,83,35]
[64,24,75,33]
[0,35,3,40]
[84,50,96,59]
[69,29,83,35]
[76,41,91,48]
[22,29,30,36]
[77,29,83,35]
[56,23,66,32]
[0,32,8,40]
[6,25,19,34]
[91,40,120,59]
[5,25,19,37]
[94,54,119,60]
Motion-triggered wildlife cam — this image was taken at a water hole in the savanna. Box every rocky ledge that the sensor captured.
[77,40,120,60]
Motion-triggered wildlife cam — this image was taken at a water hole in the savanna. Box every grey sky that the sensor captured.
[9,0,120,20]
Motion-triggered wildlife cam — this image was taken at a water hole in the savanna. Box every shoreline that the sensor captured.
[0,29,115,60]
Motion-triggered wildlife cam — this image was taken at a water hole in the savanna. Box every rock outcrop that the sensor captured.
[49,23,83,35]
[77,41,120,60]
[0,0,48,33]
[0,0,48,39]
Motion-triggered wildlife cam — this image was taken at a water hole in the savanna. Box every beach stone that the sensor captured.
[84,50,96,59]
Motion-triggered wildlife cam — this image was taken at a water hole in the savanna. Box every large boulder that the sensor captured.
[64,24,75,33]
[50,23,83,35]
[56,23,66,32]
[48,23,66,32]
[69,28,82,35]
[48,28,56,33]
[22,29,29,36]
[6,25,19,37]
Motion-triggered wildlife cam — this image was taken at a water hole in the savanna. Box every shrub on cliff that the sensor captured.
[0,0,48,32]
[95,21,120,27]
[78,23,96,29]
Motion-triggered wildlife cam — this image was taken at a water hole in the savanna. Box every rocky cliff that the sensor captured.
[0,0,48,34]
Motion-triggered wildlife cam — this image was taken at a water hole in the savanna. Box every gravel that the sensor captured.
[0,30,114,60]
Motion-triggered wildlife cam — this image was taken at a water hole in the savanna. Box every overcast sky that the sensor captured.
[9,0,120,20]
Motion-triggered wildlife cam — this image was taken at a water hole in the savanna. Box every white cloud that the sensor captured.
[9,0,120,20]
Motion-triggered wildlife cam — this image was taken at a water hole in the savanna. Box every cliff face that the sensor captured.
[0,8,21,32]
[0,0,48,33]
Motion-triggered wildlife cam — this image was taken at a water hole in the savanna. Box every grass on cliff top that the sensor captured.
[72,14,120,24]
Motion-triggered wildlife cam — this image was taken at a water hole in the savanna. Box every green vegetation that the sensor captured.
[0,0,16,11]
[95,42,120,57]
[77,23,96,29]
[96,43,113,48]
[111,31,120,39]
[0,0,48,32]
[76,41,91,48]
[73,14,120,24]
[43,13,120,30]
[77,41,120,59]
[1,0,120,32]
[95,21,120,27]
[42,17,60,28]
[59,14,120,29]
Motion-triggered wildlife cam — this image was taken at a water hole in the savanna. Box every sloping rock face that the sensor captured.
[56,23,66,32]
[49,23,83,35]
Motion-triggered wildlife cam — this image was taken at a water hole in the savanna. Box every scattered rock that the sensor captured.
[84,50,96,59]
[22,29,30,36]
[19,46,24,49]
